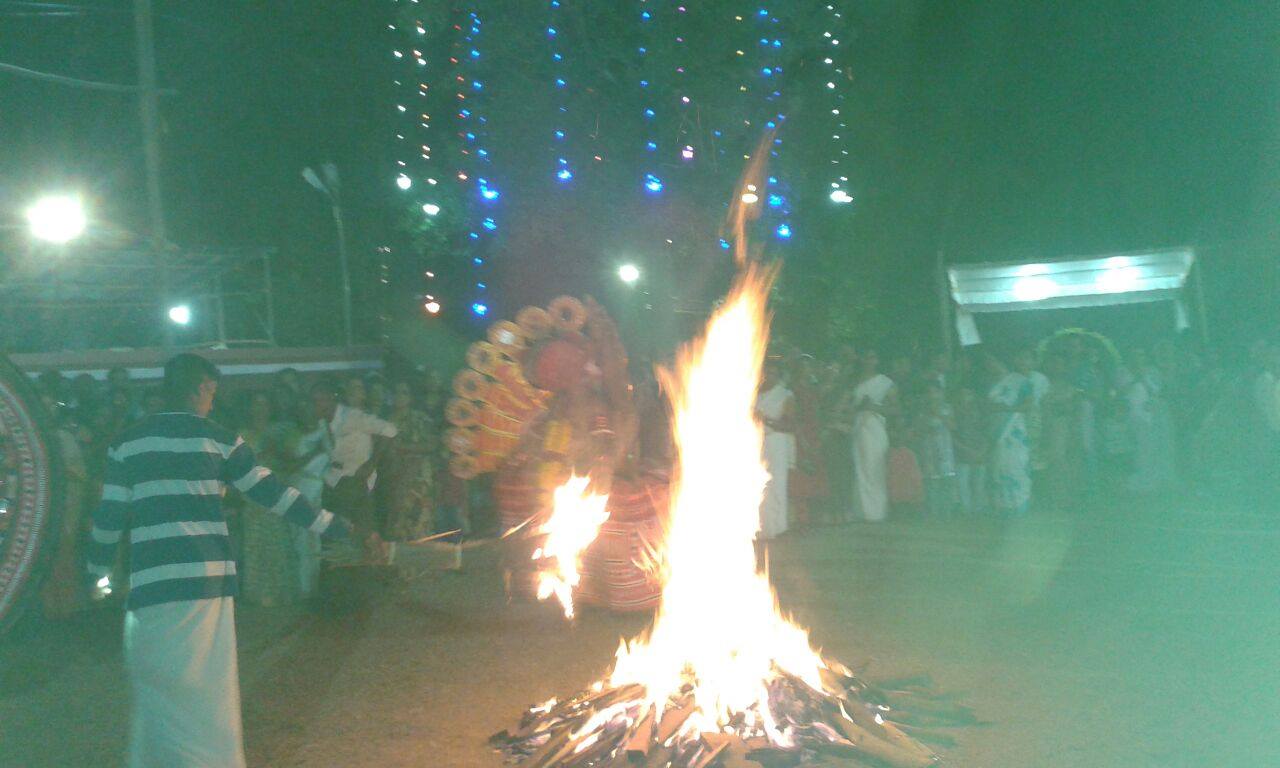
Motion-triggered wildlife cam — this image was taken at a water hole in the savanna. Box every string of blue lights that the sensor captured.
[455,6,498,318]
[637,0,663,196]
[547,0,575,185]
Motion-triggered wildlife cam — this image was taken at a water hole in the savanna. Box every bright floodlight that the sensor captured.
[618,264,641,284]
[168,304,192,325]
[396,174,412,190]
[829,189,853,204]
[26,195,87,243]
[422,202,441,216]
[424,300,441,315]
[1012,276,1058,303]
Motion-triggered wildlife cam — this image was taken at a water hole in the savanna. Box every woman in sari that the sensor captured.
[239,392,302,606]
[986,352,1034,515]
[383,381,438,541]
[849,351,897,522]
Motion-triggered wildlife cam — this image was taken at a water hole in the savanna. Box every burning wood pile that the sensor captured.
[495,264,971,767]
[491,666,972,767]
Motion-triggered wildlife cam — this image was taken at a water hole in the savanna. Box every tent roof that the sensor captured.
[947,248,1194,313]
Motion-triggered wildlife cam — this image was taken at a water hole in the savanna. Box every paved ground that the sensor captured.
[3,493,1278,767]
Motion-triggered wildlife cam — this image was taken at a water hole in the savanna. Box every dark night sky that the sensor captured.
[1,0,1276,353]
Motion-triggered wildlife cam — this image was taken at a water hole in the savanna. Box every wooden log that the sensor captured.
[878,718,940,764]
[882,697,977,727]
[687,738,729,768]
[655,704,695,744]
[626,709,655,762]
[817,667,854,698]
[830,712,937,768]
[717,737,763,768]
[525,726,576,768]
[570,727,630,766]
[742,746,802,768]
[641,743,675,768]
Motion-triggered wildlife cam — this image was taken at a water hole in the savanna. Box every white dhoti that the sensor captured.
[125,597,245,768]
[853,413,889,522]
[757,384,796,540]
[760,430,795,539]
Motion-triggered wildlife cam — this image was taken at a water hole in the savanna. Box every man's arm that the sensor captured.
[223,436,352,541]
[86,445,130,581]
[295,423,327,459]
[353,412,399,483]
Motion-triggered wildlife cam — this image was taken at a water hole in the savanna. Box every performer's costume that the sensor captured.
[445,297,666,612]
[0,354,63,634]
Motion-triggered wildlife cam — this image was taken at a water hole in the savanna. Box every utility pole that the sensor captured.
[133,0,173,347]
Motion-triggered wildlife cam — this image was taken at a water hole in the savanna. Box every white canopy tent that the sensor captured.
[944,247,1200,346]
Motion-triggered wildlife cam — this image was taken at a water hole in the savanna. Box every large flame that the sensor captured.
[534,475,611,619]
[607,263,826,741]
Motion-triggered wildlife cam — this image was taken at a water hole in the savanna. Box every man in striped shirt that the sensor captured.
[88,353,358,768]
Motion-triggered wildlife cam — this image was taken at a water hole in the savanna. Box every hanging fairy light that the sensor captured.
[389,2,467,323]
[821,1,854,206]
[637,0,662,194]
[670,1,696,168]
[547,0,574,183]
[749,6,792,245]
[454,6,500,318]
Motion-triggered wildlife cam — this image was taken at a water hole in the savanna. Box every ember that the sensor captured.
[494,264,972,766]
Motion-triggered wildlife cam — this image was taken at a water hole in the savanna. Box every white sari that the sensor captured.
[988,372,1033,513]
[757,383,796,539]
[852,374,894,522]
[1127,368,1176,493]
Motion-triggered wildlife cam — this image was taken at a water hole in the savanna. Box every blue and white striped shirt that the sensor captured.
[88,412,352,610]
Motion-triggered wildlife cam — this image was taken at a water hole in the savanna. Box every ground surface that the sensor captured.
[3,494,1279,767]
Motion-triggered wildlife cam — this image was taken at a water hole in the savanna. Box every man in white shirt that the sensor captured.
[305,381,398,611]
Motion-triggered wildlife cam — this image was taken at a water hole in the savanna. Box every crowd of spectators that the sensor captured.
[30,329,1278,615]
[34,365,461,617]
[770,330,1266,532]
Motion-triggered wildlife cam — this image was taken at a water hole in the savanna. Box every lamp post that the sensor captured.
[303,164,354,348]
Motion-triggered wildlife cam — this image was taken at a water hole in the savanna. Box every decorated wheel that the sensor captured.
[515,306,553,341]
[548,296,587,333]
[0,355,62,633]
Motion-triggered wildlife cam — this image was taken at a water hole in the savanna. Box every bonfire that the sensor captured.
[493,259,970,767]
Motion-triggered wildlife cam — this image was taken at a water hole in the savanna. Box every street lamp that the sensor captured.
[303,164,354,347]
[25,195,87,243]
[618,263,641,285]
[167,304,192,325]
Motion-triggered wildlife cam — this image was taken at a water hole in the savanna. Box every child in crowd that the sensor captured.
[917,383,957,515]
[953,388,988,512]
